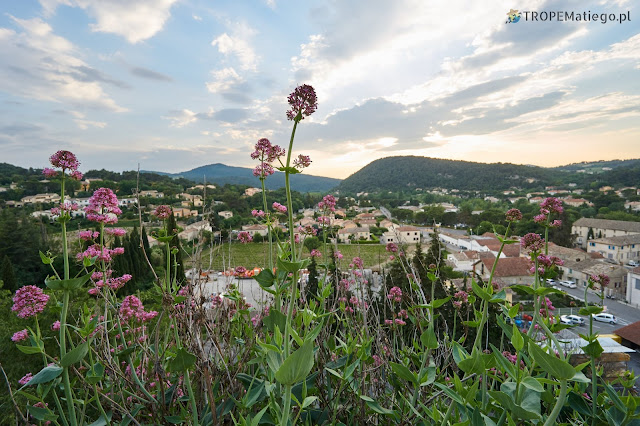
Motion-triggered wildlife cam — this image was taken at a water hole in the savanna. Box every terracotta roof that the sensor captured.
[573,218,640,233]
[397,226,419,232]
[589,234,640,246]
[481,257,532,277]
[614,321,640,346]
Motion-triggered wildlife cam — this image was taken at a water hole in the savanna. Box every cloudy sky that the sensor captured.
[0,0,638,179]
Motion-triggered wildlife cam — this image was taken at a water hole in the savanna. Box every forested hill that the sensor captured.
[148,163,341,193]
[336,156,586,194]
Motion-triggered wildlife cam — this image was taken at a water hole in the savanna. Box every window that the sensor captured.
[635,278,640,290]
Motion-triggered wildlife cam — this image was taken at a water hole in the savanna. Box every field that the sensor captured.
[190,242,391,271]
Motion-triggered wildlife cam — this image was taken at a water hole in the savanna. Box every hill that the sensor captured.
[336,156,569,193]
[146,163,341,193]
[554,159,640,173]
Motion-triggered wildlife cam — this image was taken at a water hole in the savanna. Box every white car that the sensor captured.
[627,260,640,267]
[563,314,585,325]
[560,315,573,325]
[559,280,577,289]
[591,313,617,324]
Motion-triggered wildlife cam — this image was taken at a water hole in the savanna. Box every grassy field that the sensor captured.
[190,242,391,271]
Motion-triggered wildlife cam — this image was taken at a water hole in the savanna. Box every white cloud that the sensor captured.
[206,67,243,93]
[211,22,258,71]
[39,0,178,43]
[163,109,198,128]
[0,16,126,112]
[74,119,107,129]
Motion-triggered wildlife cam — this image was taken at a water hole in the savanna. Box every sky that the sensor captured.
[0,0,638,180]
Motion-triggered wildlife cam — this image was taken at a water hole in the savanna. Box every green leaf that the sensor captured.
[490,289,507,302]
[432,296,451,308]
[325,367,342,379]
[451,341,470,365]
[251,406,269,426]
[86,362,105,385]
[28,405,58,422]
[39,251,53,265]
[433,382,465,405]
[24,365,63,386]
[45,273,92,291]
[168,348,196,372]
[511,325,524,352]
[570,371,590,383]
[82,256,95,268]
[390,362,417,386]
[363,398,396,416]
[508,304,520,318]
[458,347,485,375]
[61,342,88,367]
[254,269,275,288]
[164,416,185,424]
[275,340,314,385]
[116,345,137,358]
[420,327,439,350]
[472,279,491,301]
[301,396,318,409]
[582,340,604,358]
[419,365,436,386]
[277,257,305,273]
[16,344,44,355]
[535,287,564,296]
[489,391,541,420]
[579,305,604,316]
[510,284,535,295]
[88,413,113,426]
[527,342,575,380]
[276,166,301,174]
[263,309,287,334]
[521,377,544,392]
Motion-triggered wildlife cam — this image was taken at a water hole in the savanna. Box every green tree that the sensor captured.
[1,255,17,291]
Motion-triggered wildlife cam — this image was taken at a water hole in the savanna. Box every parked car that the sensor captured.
[627,260,640,267]
[546,279,557,286]
[564,314,585,325]
[559,280,577,289]
[603,258,618,265]
[591,313,617,324]
[560,315,573,325]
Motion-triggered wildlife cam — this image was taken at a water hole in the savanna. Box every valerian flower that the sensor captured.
[238,231,253,244]
[505,208,522,222]
[12,286,49,319]
[11,329,29,342]
[521,233,544,253]
[50,150,80,171]
[286,84,318,121]
[272,202,287,214]
[153,205,172,219]
[85,188,122,224]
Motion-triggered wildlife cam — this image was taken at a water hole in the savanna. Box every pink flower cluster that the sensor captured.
[589,273,610,288]
[293,154,312,169]
[251,209,265,218]
[79,230,100,241]
[272,202,287,214]
[286,84,318,121]
[505,208,522,222]
[11,329,29,342]
[237,231,253,244]
[51,321,61,331]
[316,216,330,225]
[351,257,364,269]
[90,270,132,292]
[387,286,402,303]
[534,198,563,228]
[120,295,158,322]
[51,201,79,217]
[318,194,336,212]
[298,225,317,236]
[77,244,125,262]
[251,138,285,179]
[12,285,49,318]
[19,373,33,385]
[105,228,126,237]
[521,233,544,253]
[153,205,172,219]
[85,188,122,224]
[45,150,83,180]
[386,243,398,253]
[310,249,322,258]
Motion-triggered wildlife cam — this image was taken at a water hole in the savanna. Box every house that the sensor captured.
[179,220,213,241]
[559,258,627,298]
[139,190,165,198]
[586,234,640,263]
[357,218,377,227]
[188,184,216,191]
[241,224,269,237]
[118,197,137,207]
[380,232,396,245]
[624,201,640,212]
[572,218,640,249]
[396,226,421,244]
[484,196,500,203]
[174,208,198,218]
[296,217,316,227]
[614,320,640,350]
[21,193,60,204]
[529,197,544,204]
[244,187,262,197]
[379,219,395,230]
[338,227,371,242]
[626,268,640,308]
[561,198,593,208]
[218,210,233,219]
[476,257,533,288]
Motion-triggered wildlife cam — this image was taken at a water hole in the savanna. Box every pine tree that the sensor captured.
[1,255,18,292]
[167,213,186,283]
[305,256,319,302]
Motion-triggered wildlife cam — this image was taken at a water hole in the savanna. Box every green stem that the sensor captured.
[543,380,568,426]
[184,370,199,424]
[60,290,77,426]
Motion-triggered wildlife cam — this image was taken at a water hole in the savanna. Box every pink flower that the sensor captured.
[387,286,402,303]
[352,257,364,269]
[394,318,406,326]
[521,233,544,253]
[540,197,563,215]
[120,295,157,322]
[286,84,318,121]
[505,208,522,222]
[590,273,610,288]
[533,214,547,224]
[11,329,29,342]
[251,209,265,218]
[50,150,79,170]
[318,194,336,212]
[550,220,562,228]
[272,202,287,214]
[69,170,84,181]
[293,154,312,169]
[76,244,124,262]
[18,373,33,386]
[85,188,122,224]
[334,250,343,260]
[385,243,398,253]
[79,230,99,241]
[12,286,49,318]
[51,321,61,331]
[372,355,383,367]
[153,205,172,219]
[42,167,57,178]
[238,231,253,244]
[316,216,330,225]
[105,228,126,237]
[253,163,275,178]
[235,266,247,275]
[454,290,468,303]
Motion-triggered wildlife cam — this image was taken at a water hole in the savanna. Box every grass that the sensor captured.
[190,242,390,271]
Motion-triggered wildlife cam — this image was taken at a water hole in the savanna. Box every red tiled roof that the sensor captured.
[481,257,532,277]
[615,321,640,346]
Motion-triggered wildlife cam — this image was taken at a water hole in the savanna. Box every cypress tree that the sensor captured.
[167,213,186,283]
[1,255,18,292]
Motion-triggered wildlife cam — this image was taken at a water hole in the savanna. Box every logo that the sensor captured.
[506,9,521,23]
